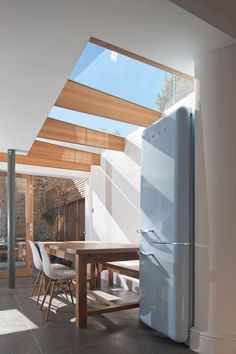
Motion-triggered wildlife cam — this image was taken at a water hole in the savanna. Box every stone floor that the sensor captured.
[0,277,195,354]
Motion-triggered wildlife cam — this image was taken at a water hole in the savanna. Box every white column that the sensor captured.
[190,45,236,353]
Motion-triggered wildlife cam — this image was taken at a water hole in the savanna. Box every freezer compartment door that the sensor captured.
[139,242,191,343]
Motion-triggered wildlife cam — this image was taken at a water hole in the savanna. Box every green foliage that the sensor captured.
[35,227,55,241]
[99,127,121,136]
[41,208,56,224]
[156,74,175,112]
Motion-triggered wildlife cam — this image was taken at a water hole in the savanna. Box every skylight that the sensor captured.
[70,42,165,111]
[70,42,193,112]
[49,41,194,139]
[49,107,139,138]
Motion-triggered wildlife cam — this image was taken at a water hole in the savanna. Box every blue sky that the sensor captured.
[49,107,139,137]
[70,43,166,110]
[49,43,167,137]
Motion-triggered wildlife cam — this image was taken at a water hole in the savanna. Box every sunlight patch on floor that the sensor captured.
[0,309,38,335]
[31,294,71,314]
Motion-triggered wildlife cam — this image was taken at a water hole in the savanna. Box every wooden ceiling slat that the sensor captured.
[28,141,100,165]
[90,37,194,81]
[55,80,161,127]
[38,118,125,151]
[0,153,91,172]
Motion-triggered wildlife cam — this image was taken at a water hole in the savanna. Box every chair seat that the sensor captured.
[52,268,76,280]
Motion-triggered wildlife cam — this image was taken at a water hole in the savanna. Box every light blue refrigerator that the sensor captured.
[139,107,194,343]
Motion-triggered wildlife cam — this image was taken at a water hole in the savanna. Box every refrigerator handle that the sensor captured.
[137,228,154,233]
[140,251,154,257]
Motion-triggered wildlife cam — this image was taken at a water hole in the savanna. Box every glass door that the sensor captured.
[0,174,32,277]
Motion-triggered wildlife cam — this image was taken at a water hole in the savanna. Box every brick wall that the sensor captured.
[16,177,26,240]
[33,176,85,241]
[0,175,85,241]
[0,176,26,240]
[0,176,7,239]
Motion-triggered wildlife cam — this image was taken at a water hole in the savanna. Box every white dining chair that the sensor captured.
[28,240,69,304]
[38,242,76,321]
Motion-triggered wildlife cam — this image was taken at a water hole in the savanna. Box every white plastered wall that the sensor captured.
[85,128,143,244]
[190,44,236,354]
[85,92,195,245]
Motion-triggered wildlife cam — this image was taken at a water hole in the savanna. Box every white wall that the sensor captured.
[190,44,236,354]
[0,161,89,180]
[0,0,86,153]
[85,93,195,245]
[85,128,144,244]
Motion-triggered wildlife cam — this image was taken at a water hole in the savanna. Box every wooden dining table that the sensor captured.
[43,241,139,328]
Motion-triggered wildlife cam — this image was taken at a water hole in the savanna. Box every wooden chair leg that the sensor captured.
[71,280,76,294]
[40,279,51,310]
[31,271,41,297]
[45,281,56,321]
[68,280,74,304]
[37,273,44,304]
[62,280,69,300]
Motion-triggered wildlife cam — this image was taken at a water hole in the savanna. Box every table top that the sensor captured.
[42,241,139,255]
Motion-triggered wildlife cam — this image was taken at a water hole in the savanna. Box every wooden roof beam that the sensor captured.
[28,141,100,166]
[55,80,161,127]
[38,118,125,151]
[0,153,91,172]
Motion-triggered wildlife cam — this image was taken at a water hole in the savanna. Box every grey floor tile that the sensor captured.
[45,340,133,354]
[0,331,42,354]
[112,331,194,354]
[0,277,195,354]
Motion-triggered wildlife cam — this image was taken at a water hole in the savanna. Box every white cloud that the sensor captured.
[110,51,118,63]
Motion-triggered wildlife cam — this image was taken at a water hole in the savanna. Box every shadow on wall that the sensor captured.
[124,137,142,165]
[88,128,144,244]
[103,159,140,208]
[91,168,139,244]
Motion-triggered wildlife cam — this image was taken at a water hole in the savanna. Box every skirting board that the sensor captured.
[190,328,236,354]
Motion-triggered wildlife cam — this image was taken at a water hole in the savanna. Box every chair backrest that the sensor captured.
[28,240,43,272]
[38,243,56,279]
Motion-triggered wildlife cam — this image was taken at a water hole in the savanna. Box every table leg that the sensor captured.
[75,254,87,328]
[90,263,96,289]
[96,263,101,288]
[108,270,113,287]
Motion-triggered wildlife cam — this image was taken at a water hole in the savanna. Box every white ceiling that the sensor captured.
[0,161,89,180]
[169,0,236,39]
[0,0,235,159]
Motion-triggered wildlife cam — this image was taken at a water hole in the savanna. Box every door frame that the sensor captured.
[0,174,33,278]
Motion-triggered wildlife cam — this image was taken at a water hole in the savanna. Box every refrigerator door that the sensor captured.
[139,107,194,342]
[140,107,193,244]
[139,241,191,343]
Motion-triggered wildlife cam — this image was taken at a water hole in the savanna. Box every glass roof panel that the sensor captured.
[70,43,164,111]
[49,107,139,138]
[51,42,194,138]
[70,42,193,112]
